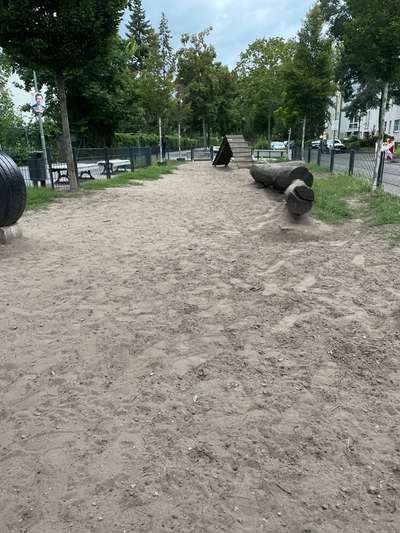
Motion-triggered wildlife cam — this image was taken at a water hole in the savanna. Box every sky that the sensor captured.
[122,0,315,67]
[9,0,314,111]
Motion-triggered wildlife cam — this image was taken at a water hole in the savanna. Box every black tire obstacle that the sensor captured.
[0,152,27,227]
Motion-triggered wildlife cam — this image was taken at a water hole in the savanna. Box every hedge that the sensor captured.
[113,133,222,151]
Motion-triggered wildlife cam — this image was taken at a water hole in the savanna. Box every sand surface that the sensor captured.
[1,163,400,532]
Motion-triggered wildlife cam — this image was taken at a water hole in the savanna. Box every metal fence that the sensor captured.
[301,147,400,196]
[18,146,152,190]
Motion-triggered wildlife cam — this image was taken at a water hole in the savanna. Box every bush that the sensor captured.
[114,133,207,150]
[254,135,268,149]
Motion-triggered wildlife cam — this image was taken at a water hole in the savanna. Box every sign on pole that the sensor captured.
[31,92,46,115]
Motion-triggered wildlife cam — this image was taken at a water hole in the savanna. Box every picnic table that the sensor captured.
[98,159,131,174]
[51,163,98,184]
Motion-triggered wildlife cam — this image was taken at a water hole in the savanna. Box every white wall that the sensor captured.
[326,92,400,143]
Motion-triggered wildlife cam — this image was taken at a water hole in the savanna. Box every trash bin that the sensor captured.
[27,151,47,187]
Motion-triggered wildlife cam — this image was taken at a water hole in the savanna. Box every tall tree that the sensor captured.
[159,12,173,80]
[280,5,335,142]
[0,0,126,191]
[126,0,152,72]
[176,28,219,142]
[320,0,400,185]
[137,30,174,131]
[236,38,294,144]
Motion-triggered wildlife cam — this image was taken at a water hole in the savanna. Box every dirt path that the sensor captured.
[1,163,400,533]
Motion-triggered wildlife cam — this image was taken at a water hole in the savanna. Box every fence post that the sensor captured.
[104,147,111,179]
[191,147,194,161]
[47,149,54,190]
[349,150,355,176]
[129,146,135,173]
[330,149,335,173]
[145,148,151,167]
[317,148,321,166]
[377,151,385,187]
[72,148,79,184]
[307,147,311,163]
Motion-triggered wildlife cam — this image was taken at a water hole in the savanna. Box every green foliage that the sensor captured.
[126,0,153,72]
[176,28,240,138]
[63,37,137,147]
[321,0,400,120]
[280,5,335,140]
[113,133,198,150]
[235,38,294,142]
[253,136,268,149]
[159,12,173,79]
[0,0,126,77]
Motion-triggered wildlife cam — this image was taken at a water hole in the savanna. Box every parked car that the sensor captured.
[271,141,286,150]
[311,138,346,152]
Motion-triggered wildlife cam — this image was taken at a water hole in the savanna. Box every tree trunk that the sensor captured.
[55,73,78,192]
[202,118,207,148]
[284,179,314,216]
[373,82,389,189]
[267,111,272,148]
[301,116,306,160]
[250,164,314,191]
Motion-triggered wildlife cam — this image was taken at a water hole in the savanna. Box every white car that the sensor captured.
[312,138,346,151]
[327,139,346,151]
[271,141,286,150]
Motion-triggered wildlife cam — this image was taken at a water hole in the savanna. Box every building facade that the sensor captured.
[326,92,400,143]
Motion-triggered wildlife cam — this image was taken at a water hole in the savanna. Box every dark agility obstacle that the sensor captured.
[213,135,253,168]
[0,152,27,228]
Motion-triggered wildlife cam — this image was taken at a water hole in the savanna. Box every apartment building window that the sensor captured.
[389,120,392,133]
[349,122,359,130]
[394,119,400,132]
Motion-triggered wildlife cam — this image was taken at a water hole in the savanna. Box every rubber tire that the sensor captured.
[0,152,27,227]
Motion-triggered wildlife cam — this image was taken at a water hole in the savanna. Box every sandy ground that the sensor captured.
[1,162,400,533]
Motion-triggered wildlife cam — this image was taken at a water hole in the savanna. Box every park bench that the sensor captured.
[51,163,98,184]
[97,159,131,174]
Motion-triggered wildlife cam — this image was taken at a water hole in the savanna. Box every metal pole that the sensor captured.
[159,117,163,164]
[337,93,343,140]
[301,117,306,160]
[287,128,292,160]
[349,150,355,176]
[33,70,49,180]
[178,122,181,159]
[330,148,335,173]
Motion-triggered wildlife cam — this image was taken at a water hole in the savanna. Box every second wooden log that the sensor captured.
[284,179,314,216]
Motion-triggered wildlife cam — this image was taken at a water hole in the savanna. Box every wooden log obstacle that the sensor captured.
[250,164,314,216]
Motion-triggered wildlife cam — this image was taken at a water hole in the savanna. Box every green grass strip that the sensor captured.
[25,162,178,211]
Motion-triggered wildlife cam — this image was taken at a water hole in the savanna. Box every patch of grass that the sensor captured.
[80,174,143,190]
[129,160,178,181]
[26,187,72,211]
[364,189,400,226]
[312,173,371,222]
[311,169,400,244]
[25,162,179,211]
